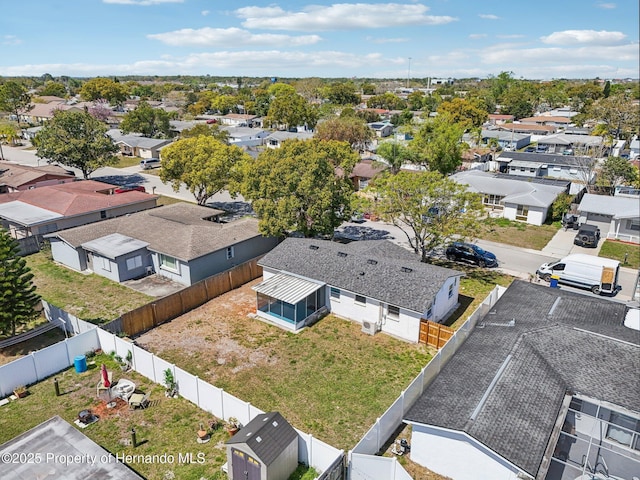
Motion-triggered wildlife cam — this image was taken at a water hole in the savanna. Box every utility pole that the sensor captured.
[407,57,412,89]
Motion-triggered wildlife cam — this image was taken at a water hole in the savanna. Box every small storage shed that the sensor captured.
[226,412,298,480]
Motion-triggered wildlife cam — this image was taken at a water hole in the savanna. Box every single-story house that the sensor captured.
[480,129,531,150]
[264,131,314,149]
[349,159,386,191]
[496,151,596,187]
[577,193,640,243]
[0,163,75,193]
[22,125,43,140]
[518,115,573,128]
[18,102,85,125]
[498,123,557,136]
[253,238,464,343]
[486,114,514,125]
[226,412,298,480]
[220,113,259,127]
[536,133,603,154]
[404,281,639,480]
[47,203,279,286]
[452,170,568,225]
[0,180,158,238]
[222,126,270,147]
[367,122,394,138]
[629,137,640,159]
[112,134,172,159]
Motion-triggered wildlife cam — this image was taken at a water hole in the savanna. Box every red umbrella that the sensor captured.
[101,364,111,388]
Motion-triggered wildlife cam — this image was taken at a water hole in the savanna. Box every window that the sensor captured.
[628,219,640,231]
[483,194,504,208]
[426,302,433,319]
[552,263,565,271]
[330,287,340,300]
[126,255,142,271]
[516,205,529,221]
[606,411,640,450]
[387,305,400,320]
[355,295,366,306]
[159,254,179,273]
[530,168,535,173]
[448,283,454,298]
[101,256,111,272]
[226,246,234,259]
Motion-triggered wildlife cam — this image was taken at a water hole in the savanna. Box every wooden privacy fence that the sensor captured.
[121,258,262,337]
[421,320,454,349]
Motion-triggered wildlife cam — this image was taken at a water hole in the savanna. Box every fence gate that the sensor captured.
[420,320,454,349]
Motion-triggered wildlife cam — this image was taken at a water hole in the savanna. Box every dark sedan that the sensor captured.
[445,242,498,267]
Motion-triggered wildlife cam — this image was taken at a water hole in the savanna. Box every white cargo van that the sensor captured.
[140,158,161,170]
[536,254,620,295]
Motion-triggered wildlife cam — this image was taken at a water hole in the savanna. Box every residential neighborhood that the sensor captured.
[1,3,639,479]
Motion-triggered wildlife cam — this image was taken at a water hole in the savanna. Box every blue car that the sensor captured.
[445,242,498,268]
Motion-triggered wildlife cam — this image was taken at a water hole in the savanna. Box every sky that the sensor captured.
[1,0,638,80]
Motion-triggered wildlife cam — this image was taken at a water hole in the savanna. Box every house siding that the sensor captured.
[503,203,547,226]
[49,238,86,272]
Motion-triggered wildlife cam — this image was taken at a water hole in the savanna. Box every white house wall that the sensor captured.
[410,424,524,480]
[502,203,547,226]
[431,276,461,322]
[49,238,86,272]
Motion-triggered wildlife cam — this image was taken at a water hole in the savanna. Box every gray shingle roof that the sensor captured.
[498,151,593,168]
[52,203,261,261]
[226,412,297,466]
[404,281,639,476]
[258,238,463,313]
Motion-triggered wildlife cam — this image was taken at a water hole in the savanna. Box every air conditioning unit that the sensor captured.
[361,320,380,335]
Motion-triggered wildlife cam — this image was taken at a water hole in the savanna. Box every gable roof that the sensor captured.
[114,135,172,149]
[404,281,638,477]
[259,238,463,313]
[51,203,262,262]
[350,159,386,179]
[537,133,603,147]
[0,180,156,218]
[226,412,297,466]
[497,151,593,168]
[265,131,314,142]
[578,193,640,219]
[0,163,74,189]
[452,170,566,208]
[499,123,557,134]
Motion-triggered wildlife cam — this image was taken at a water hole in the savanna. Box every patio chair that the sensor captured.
[128,392,150,410]
[96,370,113,397]
[111,379,136,400]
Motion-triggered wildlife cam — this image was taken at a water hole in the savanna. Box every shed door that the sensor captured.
[232,448,261,480]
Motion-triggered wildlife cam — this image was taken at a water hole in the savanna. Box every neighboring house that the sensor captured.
[461,148,493,170]
[219,113,259,127]
[226,412,298,480]
[577,193,640,243]
[367,122,394,138]
[452,170,568,226]
[518,116,573,128]
[263,131,314,149]
[629,137,640,159]
[222,126,270,147]
[480,129,531,150]
[498,123,557,136]
[496,151,596,186]
[22,126,43,141]
[536,133,603,154]
[404,281,639,480]
[0,163,75,193]
[18,102,82,124]
[253,238,464,343]
[486,114,514,125]
[113,134,172,159]
[0,180,158,238]
[350,159,386,191]
[46,203,279,286]
[169,120,201,135]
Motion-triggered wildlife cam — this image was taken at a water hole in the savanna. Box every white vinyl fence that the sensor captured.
[0,301,343,477]
[348,285,507,479]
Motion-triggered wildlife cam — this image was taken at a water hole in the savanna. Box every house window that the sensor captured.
[529,168,535,173]
[226,246,235,259]
[126,255,142,271]
[516,205,529,221]
[330,287,340,300]
[628,219,640,231]
[159,254,179,273]
[606,411,640,450]
[387,305,400,321]
[448,283,454,299]
[359,178,369,189]
[355,295,366,306]
[100,210,107,219]
[426,302,433,319]
[483,194,504,208]
[101,256,111,272]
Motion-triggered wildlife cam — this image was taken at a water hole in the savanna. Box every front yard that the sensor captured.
[476,217,559,251]
[599,239,640,269]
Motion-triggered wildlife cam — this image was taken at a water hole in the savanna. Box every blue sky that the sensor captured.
[1,0,638,79]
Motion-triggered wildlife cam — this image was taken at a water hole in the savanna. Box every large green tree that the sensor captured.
[265,87,317,130]
[598,156,639,193]
[0,81,32,122]
[120,101,172,138]
[180,123,230,143]
[363,171,483,262]
[437,97,488,129]
[376,141,414,174]
[234,139,358,237]
[0,229,40,336]
[409,113,466,174]
[79,78,129,104]
[160,136,250,205]
[315,116,373,152]
[33,110,119,179]
[588,94,639,139]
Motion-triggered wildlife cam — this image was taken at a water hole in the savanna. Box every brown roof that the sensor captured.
[21,103,82,118]
[222,113,257,120]
[0,163,74,189]
[0,180,157,216]
[499,124,557,133]
[350,159,386,179]
[54,203,263,261]
[519,116,572,124]
[488,114,514,120]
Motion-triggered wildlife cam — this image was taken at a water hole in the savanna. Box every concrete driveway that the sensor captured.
[541,227,604,257]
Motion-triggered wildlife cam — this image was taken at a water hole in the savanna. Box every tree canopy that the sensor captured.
[315,116,373,152]
[598,156,639,193]
[437,97,488,129]
[362,170,483,262]
[0,81,32,122]
[33,110,119,179]
[233,139,359,237]
[265,88,317,130]
[79,78,129,104]
[180,123,230,143]
[160,136,250,205]
[0,229,40,337]
[120,101,172,138]
[409,114,466,174]
[376,141,414,174]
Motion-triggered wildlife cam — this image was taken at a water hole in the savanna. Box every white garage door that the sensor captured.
[586,213,612,235]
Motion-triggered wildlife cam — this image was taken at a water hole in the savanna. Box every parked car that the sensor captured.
[524,146,536,153]
[140,158,161,170]
[573,224,600,248]
[445,242,498,267]
[561,213,580,230]
[536,145,548,153]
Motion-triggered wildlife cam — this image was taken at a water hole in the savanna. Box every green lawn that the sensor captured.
[112,155,144,168]
[476,217,559,251]
[599,240,640,269]
[26,250,152,323]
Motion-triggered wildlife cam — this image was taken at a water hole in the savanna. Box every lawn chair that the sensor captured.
[128,392,150,410]
[96,370,113,397]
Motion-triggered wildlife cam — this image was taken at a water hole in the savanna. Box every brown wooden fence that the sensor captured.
[120,258,263,337]
[419,320,454,349]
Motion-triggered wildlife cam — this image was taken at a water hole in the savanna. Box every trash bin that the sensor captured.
[550,275,559,289]
[74,355,87,373]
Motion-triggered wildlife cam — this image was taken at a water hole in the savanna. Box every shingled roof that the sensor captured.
[404,281,639,476]
[52,203,262,262]
[258,238,463,313]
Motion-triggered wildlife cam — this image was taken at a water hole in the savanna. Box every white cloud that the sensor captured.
[201,10,210,16]
[103,0,183,4]
[596,2,616,8]
[480,43,639,64]
[366,36,409,44]
[541,30,627,45]
[478,14,499,20]
[469,33,488,39]
[2,35,22,46]
[496,34,525,39]
[148,27,322,47]
[235,3,457,31]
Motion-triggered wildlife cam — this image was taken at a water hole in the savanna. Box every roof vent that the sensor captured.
[272,421,278,427]
[367,259,378,265]
[400,266,413,273]
[309,245,319,250]
[337,252,347,257]
[256,436,262,442]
